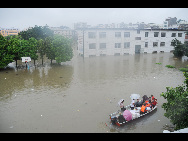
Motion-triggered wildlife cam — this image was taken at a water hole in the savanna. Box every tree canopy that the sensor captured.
[171,38,188,57]
[0,35,14,68]
[161,72,188,130]
[0,25,73,69]
[19,25,54,40]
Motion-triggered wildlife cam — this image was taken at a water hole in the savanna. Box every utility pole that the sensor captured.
[83,29,85,58]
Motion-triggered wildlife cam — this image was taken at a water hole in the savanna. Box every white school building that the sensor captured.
[76,28,186,57]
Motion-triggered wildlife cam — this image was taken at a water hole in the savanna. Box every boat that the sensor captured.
[109,95,157,126]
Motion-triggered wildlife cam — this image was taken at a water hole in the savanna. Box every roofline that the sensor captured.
[75,28,187,31]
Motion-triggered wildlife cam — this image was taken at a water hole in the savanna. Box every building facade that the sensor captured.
[0,28,20,37]
[77,28,185,57]
[50,27,76,39]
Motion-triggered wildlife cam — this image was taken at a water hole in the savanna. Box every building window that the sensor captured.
[115,43,121,48]
[178,33,182,37]
[135,37,141,40]
[99,43,106,49]
[124,42,130,48]
[145,32,149,37]
[153,42,158,47]
[137,30,140,34]
[171,33,176,37]
[124,32,130,37]
[99,32,106,38]
[88,32,96,38]
[115,32,121,38]
[145,42,148,47]
[154,32,159,37]
[89,43,96,49]
[171,41,174,46]
[161,32,166,37]
[160,42,165,47]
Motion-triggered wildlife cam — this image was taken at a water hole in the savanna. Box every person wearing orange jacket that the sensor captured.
[146,102,151,107]
[140,103,147,114]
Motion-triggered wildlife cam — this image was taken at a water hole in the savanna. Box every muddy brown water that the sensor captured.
[0,52,188,133]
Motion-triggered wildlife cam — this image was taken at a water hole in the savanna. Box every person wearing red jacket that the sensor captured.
[151,98,157,108]
[151,95,155,100]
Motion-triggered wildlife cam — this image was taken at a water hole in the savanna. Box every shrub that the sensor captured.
[165,65,175,68]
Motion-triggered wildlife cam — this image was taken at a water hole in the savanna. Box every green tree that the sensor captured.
[38,39,46,65]
[20,38,38,65]
[45,37,55,64]
[0,35,14,68]
[28,37,38,65]
[171,38,185,57]
[52,35,73,64]
[5,35,39,67]
[161,72,188,130]
[7,35,23,67]
[19,25,54,40]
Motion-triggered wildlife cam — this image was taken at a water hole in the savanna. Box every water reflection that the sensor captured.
[0,64,73,100]
[76,53,188,83]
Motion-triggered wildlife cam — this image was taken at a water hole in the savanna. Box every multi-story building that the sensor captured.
[76,28,185,57]
[0,28,20,37]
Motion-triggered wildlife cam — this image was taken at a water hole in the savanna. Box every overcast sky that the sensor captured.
[0,8,188,30]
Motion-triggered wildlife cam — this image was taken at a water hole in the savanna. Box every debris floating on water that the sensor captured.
[9,126,13,128]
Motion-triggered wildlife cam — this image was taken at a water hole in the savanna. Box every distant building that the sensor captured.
[74,22,89,29]
[178,21,188,31]
[165,17,177,27]
[0,28,20,37]
[50,26,76,39]
[76,28,186,57]
[163,21,168,29]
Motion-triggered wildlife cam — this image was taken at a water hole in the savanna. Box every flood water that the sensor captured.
[0,52,188,133]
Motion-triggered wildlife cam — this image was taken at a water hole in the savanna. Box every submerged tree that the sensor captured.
[7,35,23,67]
[171,38,188,57]
[28,37,38,65]
[161,72,188,130]
[38,39,46,65]
[45,37,55,64]
[0,35,14,68]
[52,35,73,64]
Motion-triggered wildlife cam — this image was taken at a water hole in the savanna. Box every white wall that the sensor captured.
[77,29,185,57]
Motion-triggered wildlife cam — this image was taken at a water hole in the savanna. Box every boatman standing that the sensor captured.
[118,99,126,111]
[130,99,135,110]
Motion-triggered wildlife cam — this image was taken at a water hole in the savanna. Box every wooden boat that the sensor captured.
[109,103,157,126]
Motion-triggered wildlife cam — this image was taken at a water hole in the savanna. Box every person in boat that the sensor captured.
[130,99,135,110]
[151,95,155,101]
[134,99,142,107]
[148,97,152,103]
[151,98,157,108]
[142,95,148,104]
[119,99,126,111]
[140,103,147,114]
[145,100,151,107]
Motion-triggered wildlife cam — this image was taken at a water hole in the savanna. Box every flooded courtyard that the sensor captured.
[0,52,188,133]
